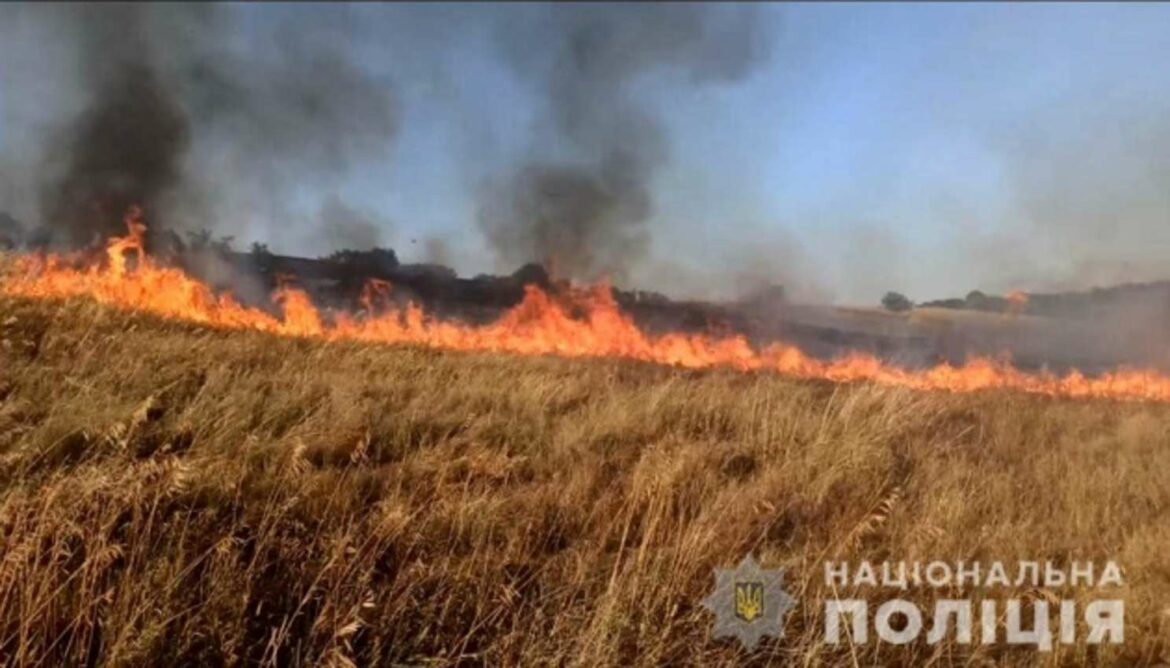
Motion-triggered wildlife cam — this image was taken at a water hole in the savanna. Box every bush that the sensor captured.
[881,291,913,312]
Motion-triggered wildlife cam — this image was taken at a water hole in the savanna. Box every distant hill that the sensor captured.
[920,282,1170,319]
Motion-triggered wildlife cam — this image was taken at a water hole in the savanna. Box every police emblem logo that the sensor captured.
[702,554,796,650]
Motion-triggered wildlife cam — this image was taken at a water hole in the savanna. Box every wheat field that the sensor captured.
[0,291,1168,666]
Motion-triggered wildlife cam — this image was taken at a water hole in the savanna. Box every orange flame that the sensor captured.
[1006,290,1028,316]
[7,211,1170,402]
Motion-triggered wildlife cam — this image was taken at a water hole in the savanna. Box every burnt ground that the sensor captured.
[172,249,1160,376]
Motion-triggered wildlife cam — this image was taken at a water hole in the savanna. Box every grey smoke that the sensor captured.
[171,8,398,238]
[38,5,191,247]
[15,4,397,248]
[989,106,1170,292]
[477,4,770,281]
[315,194,389,253]
[0,212,24,249]
[422,236,451,266]
[8,3,772,287]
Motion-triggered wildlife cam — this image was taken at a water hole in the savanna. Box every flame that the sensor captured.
[1006,290,1028,316]
[7,210,1170,402]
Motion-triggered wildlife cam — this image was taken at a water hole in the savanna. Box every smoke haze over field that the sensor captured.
[475,5,768,282]
[4,4,1170,303]
[1,4,397,248]
[41,6,190,247]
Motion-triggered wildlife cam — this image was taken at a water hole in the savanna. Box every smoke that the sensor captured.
[171,7,399,239]
[314,194,389,253]
[422,237,451,266]
[11,4,398,248]
[625,219,830,304]
[4,3,778,293]
[990,106,1170,292]
[36,5,190,246]
[476,5,770,281]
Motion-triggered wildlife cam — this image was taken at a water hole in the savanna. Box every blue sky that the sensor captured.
[5,3,1170,304]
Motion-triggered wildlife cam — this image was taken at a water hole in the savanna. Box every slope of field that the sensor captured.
[0,291,1168,666]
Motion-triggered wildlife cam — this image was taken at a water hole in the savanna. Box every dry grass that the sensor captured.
[0,292,1168,666]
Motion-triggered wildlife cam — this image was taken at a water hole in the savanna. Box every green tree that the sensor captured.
[881,291,913,312]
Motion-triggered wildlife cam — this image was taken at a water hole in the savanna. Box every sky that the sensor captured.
[4,3,1170,305]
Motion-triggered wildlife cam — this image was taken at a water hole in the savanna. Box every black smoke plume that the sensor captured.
[21,4,397,248]
[39,5,190,246]
[477,5,770,281]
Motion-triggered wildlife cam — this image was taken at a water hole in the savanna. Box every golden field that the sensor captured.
[0,290,1168,666]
